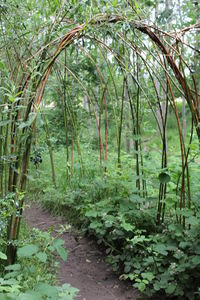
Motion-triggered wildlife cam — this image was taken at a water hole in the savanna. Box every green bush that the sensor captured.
[0,224,78,300]
[29,146,200,299]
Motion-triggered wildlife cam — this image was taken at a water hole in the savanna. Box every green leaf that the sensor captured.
[154,244,168,256]
[4,271,20,279]
[52,238,65,248]
[112,0,117,7]
[59,283,79,299]
[130,235,147,245]
[166,284,176,294]
[134,281,146,292]
[191,255,200,265]
[0,251,7,260]
[158,172,171,184]
[141,272,155,282]
[121,221,134,232]
[134,0,139,9]
[89,221,100,229]
[35,252,47,263]
[179,241,188,249]
[85,210,98,218]
[153,281,161,291]
[0,294,10,300]
[17,244,39,258]
[5,264,21,271]
[0,61,5,70]
[188,216,199,226]
[0,278,18,285]
[56,246,68,261]
[35,283,58,299]
[17,292,40,300]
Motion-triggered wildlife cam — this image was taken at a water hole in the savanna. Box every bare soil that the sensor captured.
[24,203,141,300]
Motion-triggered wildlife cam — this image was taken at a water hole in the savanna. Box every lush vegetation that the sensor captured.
[0,221,78,299]
[0,0,200,299]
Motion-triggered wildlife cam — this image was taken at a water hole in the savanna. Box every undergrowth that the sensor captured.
[0,218,78,300]
[28,146,200,299]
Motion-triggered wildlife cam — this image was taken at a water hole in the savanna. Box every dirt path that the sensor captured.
[24,203,140,300]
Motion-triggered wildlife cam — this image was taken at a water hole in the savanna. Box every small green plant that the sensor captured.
[0,224,78,300]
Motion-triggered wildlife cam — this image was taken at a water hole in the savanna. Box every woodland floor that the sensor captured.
[23,203,141,300]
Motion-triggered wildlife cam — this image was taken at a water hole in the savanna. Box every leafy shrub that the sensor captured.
[0,226,78,300]
[30,147,200,299]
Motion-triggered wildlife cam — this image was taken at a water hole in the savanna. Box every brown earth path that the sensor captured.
[24,203,141,300]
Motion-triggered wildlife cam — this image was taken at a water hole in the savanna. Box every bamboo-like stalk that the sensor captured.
[63,49,70,180]
[135,54,141,192]
[165,74,186,228]
[0,109,3,196]
[43,115,57,188]
[118,76,125,168]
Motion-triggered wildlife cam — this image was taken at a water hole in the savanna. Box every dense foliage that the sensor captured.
[0,215,78,299]
[29,144,200,299]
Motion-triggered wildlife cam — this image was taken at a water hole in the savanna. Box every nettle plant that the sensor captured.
[119,224,200,299]
[50,161,200,299]
[0,228,78,300]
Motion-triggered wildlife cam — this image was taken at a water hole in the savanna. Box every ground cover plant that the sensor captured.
[29,144,200,299]
[0,214,78,299]
[0,0,200,299]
